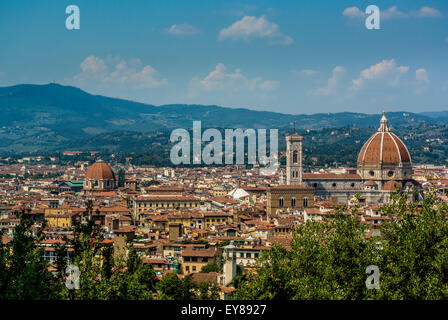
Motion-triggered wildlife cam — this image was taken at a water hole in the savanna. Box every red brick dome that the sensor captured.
[357,112,411,166]
[85,160,115,180]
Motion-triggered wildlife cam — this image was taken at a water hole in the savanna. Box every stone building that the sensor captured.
[267,185,314,216]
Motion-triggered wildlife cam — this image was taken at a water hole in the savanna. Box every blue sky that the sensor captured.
[0,0,447,114]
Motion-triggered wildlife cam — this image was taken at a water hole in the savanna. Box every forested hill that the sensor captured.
[0,83,447,154]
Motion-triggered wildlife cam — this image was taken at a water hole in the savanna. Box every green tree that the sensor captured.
[3,212,61,299]
[156,273,196,300]
[0,230,10,299]
[374,190,448,299]
[196,281,220,300]
[200,262,222,273]
[117,169,125,188]
[234,205,379,299]
[234,190,448,300]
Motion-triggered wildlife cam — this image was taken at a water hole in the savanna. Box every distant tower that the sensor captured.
[222,242,237,286]
[286,134,303,185]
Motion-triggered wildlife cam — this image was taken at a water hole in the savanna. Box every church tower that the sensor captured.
[286,134,303,185]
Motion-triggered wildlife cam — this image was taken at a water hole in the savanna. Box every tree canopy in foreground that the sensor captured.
[233,191,448,300]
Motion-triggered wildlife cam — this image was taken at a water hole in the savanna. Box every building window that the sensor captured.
[293,150,298,163]
[291,198,296,208]
[351,183,355,188]
[388,170,394,177]
[279,198,284,208]
[192,266,196,272]
[369,170,375,176]
[303,197,308,208]
[332,183,336,187]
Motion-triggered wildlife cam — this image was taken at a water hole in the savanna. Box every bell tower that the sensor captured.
[222,242,237,286]
[286,134,303,185]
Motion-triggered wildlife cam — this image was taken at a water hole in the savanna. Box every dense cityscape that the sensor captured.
[2,0,448,307]
[1,113,447,300]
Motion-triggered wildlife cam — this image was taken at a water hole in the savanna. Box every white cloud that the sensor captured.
[415,68,429,83]
[297,69,318,77]
[351,59,409,90]
[166,24,199,35]
[191,63,278,94]
[312,66,345,96]
[258,80,279,91]
[229,4,258,17]
[218,16,293,45]
[77,56,108,80]
[415,7,442,18]
[415,68,430,94]
[74,56,167,89]
[342,7,365,19]
[343,6,442,20]
[382,6,408,19]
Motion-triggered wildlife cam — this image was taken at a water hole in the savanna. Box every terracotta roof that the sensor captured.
[269,236,292,250]
[148,186,184,192]
[181,246,217,258]
[357,125,411,166]
[269,185,314,190]
[115,225,137,233]
[191,272,219,283]
[99,206,130,213]
[220,286,236,293]
[85,160,116,180]
[383,180,402,191]
[203,212,232,217]
[144,258,168,264]
[135,195,200,201]
[303,173,361,180]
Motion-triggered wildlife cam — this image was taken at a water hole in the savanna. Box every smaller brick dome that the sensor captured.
[85,160,115,180]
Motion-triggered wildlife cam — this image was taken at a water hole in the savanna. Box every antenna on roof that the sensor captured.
[290,120,296,133]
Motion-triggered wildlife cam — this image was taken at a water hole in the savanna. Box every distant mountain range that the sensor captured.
[0,83,447,153]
